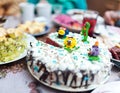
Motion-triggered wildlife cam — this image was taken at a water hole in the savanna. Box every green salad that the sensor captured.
[0,34,27,62]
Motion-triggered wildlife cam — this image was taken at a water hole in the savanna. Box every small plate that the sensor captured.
[0,34,36,65]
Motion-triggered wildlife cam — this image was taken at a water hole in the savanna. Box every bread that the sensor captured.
[0,0,25,16]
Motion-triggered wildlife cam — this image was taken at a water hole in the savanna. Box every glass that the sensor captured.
[53,4,62,15]
[83,10,99,37]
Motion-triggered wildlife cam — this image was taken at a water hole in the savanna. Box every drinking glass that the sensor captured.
[83,10,99,37]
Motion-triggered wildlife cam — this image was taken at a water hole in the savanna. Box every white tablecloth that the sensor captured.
[0,66,120,93]
[92,81,120,93]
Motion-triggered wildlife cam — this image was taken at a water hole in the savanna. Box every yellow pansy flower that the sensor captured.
[64,37,77,49]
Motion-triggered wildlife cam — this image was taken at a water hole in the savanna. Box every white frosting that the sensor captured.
[29,32,112,75]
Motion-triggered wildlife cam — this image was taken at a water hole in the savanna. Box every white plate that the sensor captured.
[27,62,109,92]
[0,34,36,65]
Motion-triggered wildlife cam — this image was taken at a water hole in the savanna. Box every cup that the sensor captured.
[83,10,99,37]
[19,2,35,23]
[36,3,52,19]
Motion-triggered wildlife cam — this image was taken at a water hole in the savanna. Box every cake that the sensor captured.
[27,27,112,89]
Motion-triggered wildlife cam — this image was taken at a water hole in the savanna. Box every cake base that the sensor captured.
[27,61,110,92]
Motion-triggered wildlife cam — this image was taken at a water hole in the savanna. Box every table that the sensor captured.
[0,17,120,93]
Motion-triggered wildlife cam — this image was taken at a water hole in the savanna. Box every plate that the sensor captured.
[32,26,50,36]
[0,34,36,65]
[33,17,51,36]
[27,61,109,92]
[111,58,120,68]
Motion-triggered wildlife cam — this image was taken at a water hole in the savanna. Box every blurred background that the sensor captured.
[0,0,120,16]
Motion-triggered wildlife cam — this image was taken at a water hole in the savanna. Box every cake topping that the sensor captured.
[81,22,90,43]
[64,36,78,52]
[88,41,100,61]
[58,27,69,38]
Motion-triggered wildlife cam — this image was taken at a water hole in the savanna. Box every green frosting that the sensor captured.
[88,55,100,61]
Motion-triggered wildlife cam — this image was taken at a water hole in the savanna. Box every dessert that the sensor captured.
[110,44,120,60]
[27,27,112,89]
[54,14,82,30]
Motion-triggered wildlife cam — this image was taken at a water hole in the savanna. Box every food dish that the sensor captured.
[110,44,120,68]
[27,28,112,92]
[52,14,82,32]
[32,26,50,36]
[17,21,50,36]
[110,45,120,60]
[0,33,36,65]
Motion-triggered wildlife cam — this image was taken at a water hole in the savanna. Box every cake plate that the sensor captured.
[27,61,110,92]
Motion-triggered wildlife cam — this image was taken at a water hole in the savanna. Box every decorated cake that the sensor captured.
[27,25,112,89]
